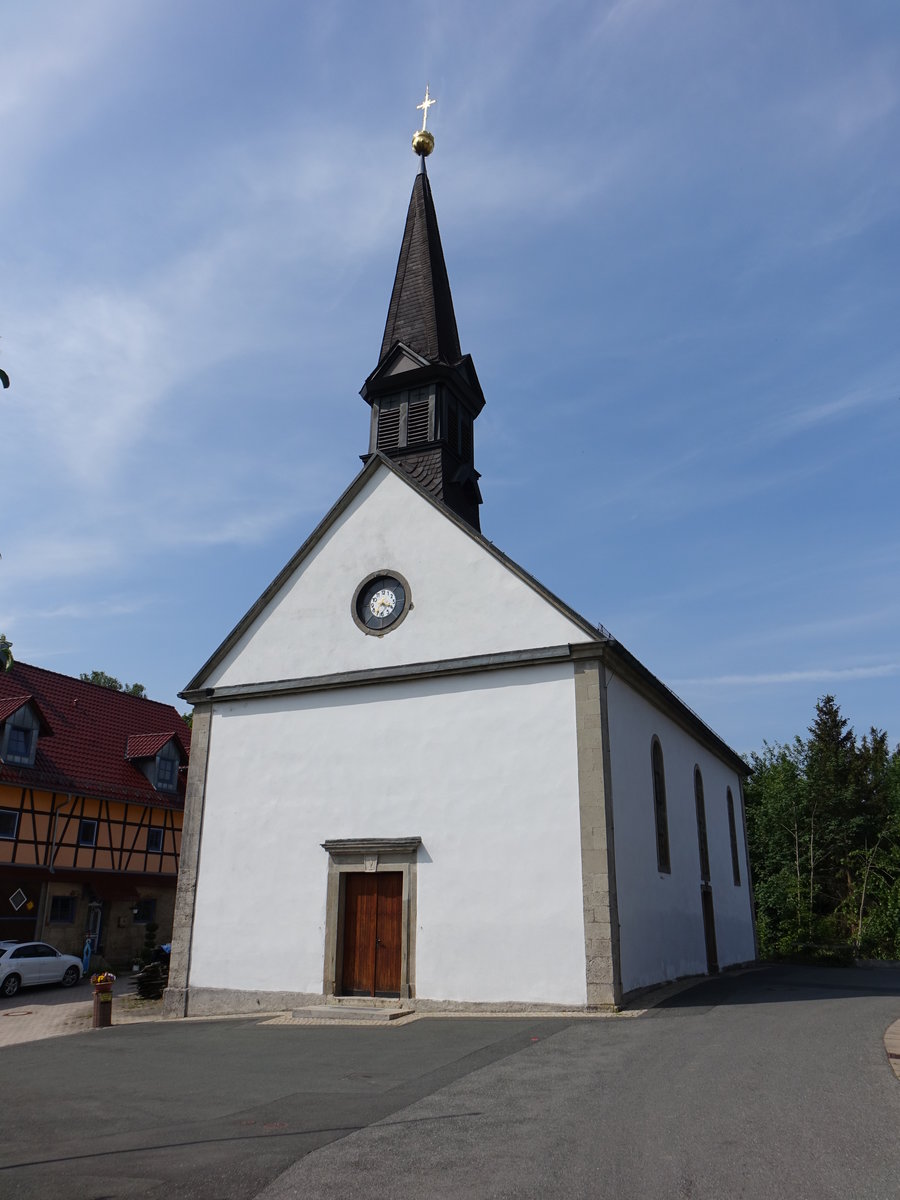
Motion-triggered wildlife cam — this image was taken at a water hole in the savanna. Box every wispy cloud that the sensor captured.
[6,130,400,488]
[673,664,900,689]
[2,534,121,583]
[766,381,898,439]
[731,608,899,649]
[0,3,144,205]
[30,598,148,621]
[793,50,899,150]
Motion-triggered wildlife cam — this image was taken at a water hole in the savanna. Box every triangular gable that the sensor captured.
[182,455,748,773]
[185,453,599,694]
[126,732,187,762]
[0,694,53,736]
[376,342,431,380]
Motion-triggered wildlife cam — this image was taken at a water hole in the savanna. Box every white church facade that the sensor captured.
[165,122,756,1018]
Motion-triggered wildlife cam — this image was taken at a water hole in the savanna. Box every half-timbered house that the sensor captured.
[0,661,190,966]
[166,120,756,1018]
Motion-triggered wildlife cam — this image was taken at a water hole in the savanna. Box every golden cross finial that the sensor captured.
[416,85,435,132]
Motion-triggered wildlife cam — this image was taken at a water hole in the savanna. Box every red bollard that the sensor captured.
[91,974,115,1029]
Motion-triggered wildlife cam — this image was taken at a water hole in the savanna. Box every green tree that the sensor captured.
[802,695,858,938]
[746,695,900,961]
[0,635,13,672]
[80,670,147,698]
[844,730,900,955]
[745,740,809,955]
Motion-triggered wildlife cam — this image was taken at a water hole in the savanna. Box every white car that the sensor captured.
[0,941,83,997]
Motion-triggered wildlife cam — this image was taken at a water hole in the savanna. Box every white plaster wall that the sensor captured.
[203,465,588,689]
[189,663,588,1006]
[605,674,756,994]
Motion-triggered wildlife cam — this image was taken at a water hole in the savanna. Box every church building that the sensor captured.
[164,102,756,1017]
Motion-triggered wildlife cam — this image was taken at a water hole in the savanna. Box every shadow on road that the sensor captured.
[0,978,92,1010]
[653,962,900,1013]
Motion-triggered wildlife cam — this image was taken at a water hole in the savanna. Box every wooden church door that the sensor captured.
[340,872,402,997]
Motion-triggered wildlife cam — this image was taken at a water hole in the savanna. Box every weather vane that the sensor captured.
[412,85,435,157]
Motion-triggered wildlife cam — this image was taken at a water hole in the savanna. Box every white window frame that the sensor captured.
[78,818,98,847]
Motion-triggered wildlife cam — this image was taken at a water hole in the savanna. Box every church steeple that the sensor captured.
[379,159,461,366]
[360,91,485,531]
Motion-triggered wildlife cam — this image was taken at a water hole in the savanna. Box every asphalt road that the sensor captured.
[2,964,899,1200]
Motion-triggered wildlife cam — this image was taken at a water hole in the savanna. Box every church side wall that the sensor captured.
[605,673,756,995]
[187,663,588,1008]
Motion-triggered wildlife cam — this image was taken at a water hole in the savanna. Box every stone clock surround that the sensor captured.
[350,568,413,637]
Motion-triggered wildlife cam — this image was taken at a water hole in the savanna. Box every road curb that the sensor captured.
[884,1016,900,1081]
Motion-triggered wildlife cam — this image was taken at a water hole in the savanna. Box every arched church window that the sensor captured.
[695,767,710,883]
[651,737,670,874]
[726,787,741,885]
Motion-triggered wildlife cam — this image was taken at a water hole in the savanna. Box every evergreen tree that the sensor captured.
[745,695,900,961]
[802,696,858,939]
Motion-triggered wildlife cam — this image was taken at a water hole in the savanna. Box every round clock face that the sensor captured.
[353,572,410,635]
[369,588,397,619]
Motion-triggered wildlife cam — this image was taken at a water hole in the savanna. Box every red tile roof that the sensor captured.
[126,732,186,761]
[0,695,34,724]
[0,662,191,809]
[0,693,53,733]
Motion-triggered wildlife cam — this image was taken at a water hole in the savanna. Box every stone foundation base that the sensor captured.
[163,985,618,1019]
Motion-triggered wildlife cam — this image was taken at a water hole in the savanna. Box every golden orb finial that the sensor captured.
[412,85,435,156]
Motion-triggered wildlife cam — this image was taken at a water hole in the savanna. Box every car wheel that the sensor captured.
[1,973,21,997]
[61,966,80,988]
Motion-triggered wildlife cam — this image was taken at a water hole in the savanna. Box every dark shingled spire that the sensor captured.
[379,160,461,366]
[362,155,485,531]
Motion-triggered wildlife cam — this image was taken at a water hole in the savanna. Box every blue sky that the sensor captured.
[1,0,898,756]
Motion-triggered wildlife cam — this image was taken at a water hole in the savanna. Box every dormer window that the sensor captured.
[126,732,184,793]
[0,704,40,767]
[8,726,31,759]
[154,746,178,793]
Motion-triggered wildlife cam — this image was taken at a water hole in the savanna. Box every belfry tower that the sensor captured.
[360,88,485,530]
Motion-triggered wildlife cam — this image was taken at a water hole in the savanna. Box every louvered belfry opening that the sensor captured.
[407,388,429,444]
[376,405,401,451]
[360,158,486,531]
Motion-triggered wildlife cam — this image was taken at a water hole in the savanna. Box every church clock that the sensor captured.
[352,571,411,635]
